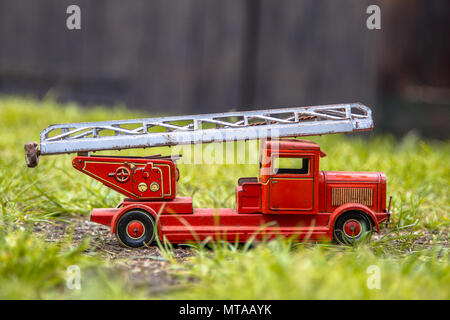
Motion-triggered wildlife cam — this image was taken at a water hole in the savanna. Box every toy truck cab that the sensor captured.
[237,139,325,214]
[237,139,390,243]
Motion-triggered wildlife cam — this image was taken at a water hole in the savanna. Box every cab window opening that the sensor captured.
[273,156,310,175]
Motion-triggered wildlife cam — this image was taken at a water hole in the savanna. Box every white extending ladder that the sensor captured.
[36,102,373,155]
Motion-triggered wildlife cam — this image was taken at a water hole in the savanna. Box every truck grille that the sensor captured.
[332,187,373,207]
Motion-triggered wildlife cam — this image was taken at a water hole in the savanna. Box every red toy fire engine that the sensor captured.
[26,103,391,247]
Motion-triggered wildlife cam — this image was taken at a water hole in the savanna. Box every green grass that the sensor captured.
[0,95,448,299]
[170,241,449,299]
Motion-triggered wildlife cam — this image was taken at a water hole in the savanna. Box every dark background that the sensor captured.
[0,0,448,138]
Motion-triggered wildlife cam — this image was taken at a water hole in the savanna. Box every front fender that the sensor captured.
[329,203,380,237]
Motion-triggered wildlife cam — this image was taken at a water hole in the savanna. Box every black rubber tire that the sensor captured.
[333,212,372,245]
[116,210,156,248]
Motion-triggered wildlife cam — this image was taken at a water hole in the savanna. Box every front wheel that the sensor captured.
[116,210,156,248]
[333,212,372,245]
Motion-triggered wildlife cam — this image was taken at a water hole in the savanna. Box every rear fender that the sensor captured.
[329,203,380,238]
[110,204,160,236]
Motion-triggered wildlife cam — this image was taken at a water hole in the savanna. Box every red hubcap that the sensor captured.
[343,219,361,237]
[126,220,145,239]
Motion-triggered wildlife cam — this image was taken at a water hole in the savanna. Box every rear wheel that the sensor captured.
[333,212,372,245]
[116,210,156,248]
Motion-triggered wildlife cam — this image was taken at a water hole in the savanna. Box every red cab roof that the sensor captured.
[263,139,326,157]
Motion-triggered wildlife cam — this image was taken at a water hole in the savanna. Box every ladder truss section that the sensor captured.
[39,103,373,155]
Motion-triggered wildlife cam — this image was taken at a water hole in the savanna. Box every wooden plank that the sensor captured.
[253,0,377,109]
[128,0,247,114]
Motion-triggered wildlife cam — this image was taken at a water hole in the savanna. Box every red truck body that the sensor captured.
[74,139,389,246]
